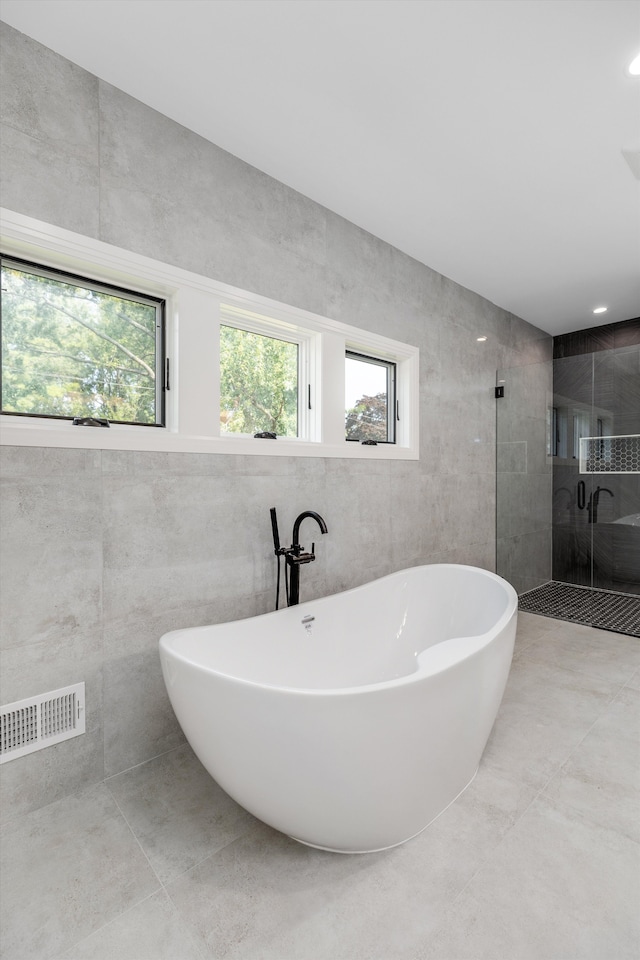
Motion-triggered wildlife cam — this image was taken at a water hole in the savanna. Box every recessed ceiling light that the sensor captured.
[593,306,608,315]
[476,336,488,342]
[626,51,640,77]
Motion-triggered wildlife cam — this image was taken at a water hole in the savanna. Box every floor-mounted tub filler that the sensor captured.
[159,564,518,853]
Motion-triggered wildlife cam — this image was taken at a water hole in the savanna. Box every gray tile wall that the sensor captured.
[0,23,552,818]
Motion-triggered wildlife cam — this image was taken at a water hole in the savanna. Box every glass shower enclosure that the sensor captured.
[552,344,640,596]
[497,323,639,635]
[495,359,554,594]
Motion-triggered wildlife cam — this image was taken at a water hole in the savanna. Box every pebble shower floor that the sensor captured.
[518,580,640,638]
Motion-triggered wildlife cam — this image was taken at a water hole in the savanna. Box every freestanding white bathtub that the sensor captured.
[159,564,517,853]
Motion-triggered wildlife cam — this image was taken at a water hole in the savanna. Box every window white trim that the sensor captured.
[0,209,419,460]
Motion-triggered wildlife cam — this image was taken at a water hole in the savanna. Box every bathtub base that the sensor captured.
[289,767,480,854]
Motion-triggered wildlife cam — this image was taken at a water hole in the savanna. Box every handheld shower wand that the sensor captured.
[270,507,286,609]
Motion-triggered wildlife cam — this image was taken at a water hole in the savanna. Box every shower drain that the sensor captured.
[518,581,640,637]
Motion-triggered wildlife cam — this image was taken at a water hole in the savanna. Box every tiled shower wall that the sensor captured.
[0,23,552,819]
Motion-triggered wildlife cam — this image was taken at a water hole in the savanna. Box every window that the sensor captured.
[217,299,315,439]
[345,350,396,443]
[1,255,165,426]
[220,325,299,437]
[0,209,419,459]
[218,303,317,441]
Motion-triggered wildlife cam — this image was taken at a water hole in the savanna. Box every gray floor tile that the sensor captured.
[513,610,557,652]
[2,614,638,960]
[164,766,536,960]
[164,821,383,960]
[419,795,640,960]
[0,783,159,960]
[542,686,640,842]
[106,743,257,884]
[517,619,640,685]
[482,656,621,790]
[627,666,640,692]
[55,890,205,960]
[164,823,437,960]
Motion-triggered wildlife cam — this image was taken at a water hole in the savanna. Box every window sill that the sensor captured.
[0,417,419,460]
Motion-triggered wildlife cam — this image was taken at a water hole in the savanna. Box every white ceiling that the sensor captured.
[2,0,639,336]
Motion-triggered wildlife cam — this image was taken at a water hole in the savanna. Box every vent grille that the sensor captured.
[0,683,85,763]
[579,434,640,474]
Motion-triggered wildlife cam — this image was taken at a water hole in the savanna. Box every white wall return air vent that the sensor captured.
[0,682,85,763]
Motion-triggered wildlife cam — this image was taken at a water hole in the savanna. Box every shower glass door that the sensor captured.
[495,360,553,593]
[552,344,640,596]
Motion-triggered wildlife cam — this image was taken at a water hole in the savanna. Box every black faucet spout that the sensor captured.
[588,485,615,524]
[287,511,328,605]
[292,510,328,548]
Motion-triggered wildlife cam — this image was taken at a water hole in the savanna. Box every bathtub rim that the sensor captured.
[159,563,518,698]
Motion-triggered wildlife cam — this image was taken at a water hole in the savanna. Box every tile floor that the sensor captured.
[1,613,639,960]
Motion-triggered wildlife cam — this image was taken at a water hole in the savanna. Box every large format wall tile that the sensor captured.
[0,472,103,651]
[98,82,329,316]
[0,447,102,479]
[103,649,185,777]
[0,28,98,156]
[0,537,103,650]
[0,685,105,826]
[0,27,99,234]
[0,448,107,818]
[0,21,552,816]
[497,527,552,594]
[0,124,100,237]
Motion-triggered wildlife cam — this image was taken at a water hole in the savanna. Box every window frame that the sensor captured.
[219,304,317,441]
[1,253,166,427]
[0,208,419,460]
[345,349,397,444]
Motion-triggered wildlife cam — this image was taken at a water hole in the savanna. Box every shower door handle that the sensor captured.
[577,480,585,510]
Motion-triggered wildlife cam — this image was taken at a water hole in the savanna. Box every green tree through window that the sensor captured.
[345,392,389,442]
[1,259,164,424]
[345,351,395,442]
[219,324,298,436]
